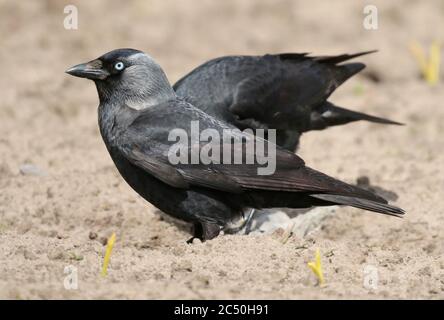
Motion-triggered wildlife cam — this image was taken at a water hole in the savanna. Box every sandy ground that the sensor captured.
[1,0,444,299]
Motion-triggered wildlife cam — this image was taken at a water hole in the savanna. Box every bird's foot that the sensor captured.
[186,221,221,243]
[186,236,197,244]
[224,209,255,235]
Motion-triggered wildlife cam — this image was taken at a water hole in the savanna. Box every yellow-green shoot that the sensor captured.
[101,232,116,277]
[409,41,441,85]
[307,248,325,286]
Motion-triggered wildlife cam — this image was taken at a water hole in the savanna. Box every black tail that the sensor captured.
[314,50,378,65]
[302,167,405,218]
[318,51,377,96]
[246,164,405,218]
[311,193,405,218]
[309,102,404,130]
[279,50,377,97]
[334,62,366,84]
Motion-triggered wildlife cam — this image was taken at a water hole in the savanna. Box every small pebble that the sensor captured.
[171,260,193,273]
[47,250,66,260]
[19,164,46,176]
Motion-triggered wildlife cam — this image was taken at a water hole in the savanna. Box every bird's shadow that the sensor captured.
[354,175,399,202]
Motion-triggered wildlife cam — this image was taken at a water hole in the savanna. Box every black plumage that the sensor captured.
[66,49,404,241]
[174,51,402,151]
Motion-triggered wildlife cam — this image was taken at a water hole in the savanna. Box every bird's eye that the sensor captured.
[114,62,125,71]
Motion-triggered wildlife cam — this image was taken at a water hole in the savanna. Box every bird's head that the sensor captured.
[66,48,175,106]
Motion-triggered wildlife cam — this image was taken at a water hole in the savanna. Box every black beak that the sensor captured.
[65,59,109,80]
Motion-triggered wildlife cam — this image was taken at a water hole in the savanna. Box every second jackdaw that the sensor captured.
[174,51,402,151]
[66,49,404,242]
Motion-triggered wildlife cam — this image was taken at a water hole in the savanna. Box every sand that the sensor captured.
[0,0,443,299]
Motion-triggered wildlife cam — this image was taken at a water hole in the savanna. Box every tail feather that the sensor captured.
[309,102,404,130]
[311,193,405,217]
[336,62,366,83]
[280,50,376,96]
[315,50,378,65]
[318,51,377,90]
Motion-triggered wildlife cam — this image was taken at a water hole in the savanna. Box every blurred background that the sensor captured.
[0,0,443,299]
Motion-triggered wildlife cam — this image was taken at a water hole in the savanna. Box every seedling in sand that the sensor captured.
[101,232,116,276]
[409,40,441,85]
[307,248,325,286]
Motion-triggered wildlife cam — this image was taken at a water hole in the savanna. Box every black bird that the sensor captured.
[174,51,402,151]
[66,49,404,241]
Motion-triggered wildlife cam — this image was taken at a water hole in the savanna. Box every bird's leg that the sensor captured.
[243,209,255,234]
[186,221,221,243]
[186,222,203,244]
[202,222,221,240]
[276,129,301,152]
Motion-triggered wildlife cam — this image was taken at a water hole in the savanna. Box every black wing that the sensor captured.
[116,100,399,207]
[174,51,374,130]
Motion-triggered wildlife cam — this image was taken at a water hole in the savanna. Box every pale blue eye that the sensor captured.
[114,62,125,71]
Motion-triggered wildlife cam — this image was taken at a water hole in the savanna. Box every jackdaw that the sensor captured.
[174,51,402,151]
[66,49,404,242]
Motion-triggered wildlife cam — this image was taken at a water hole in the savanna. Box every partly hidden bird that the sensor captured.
[66,49,404,242]
[174,51,402,151]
